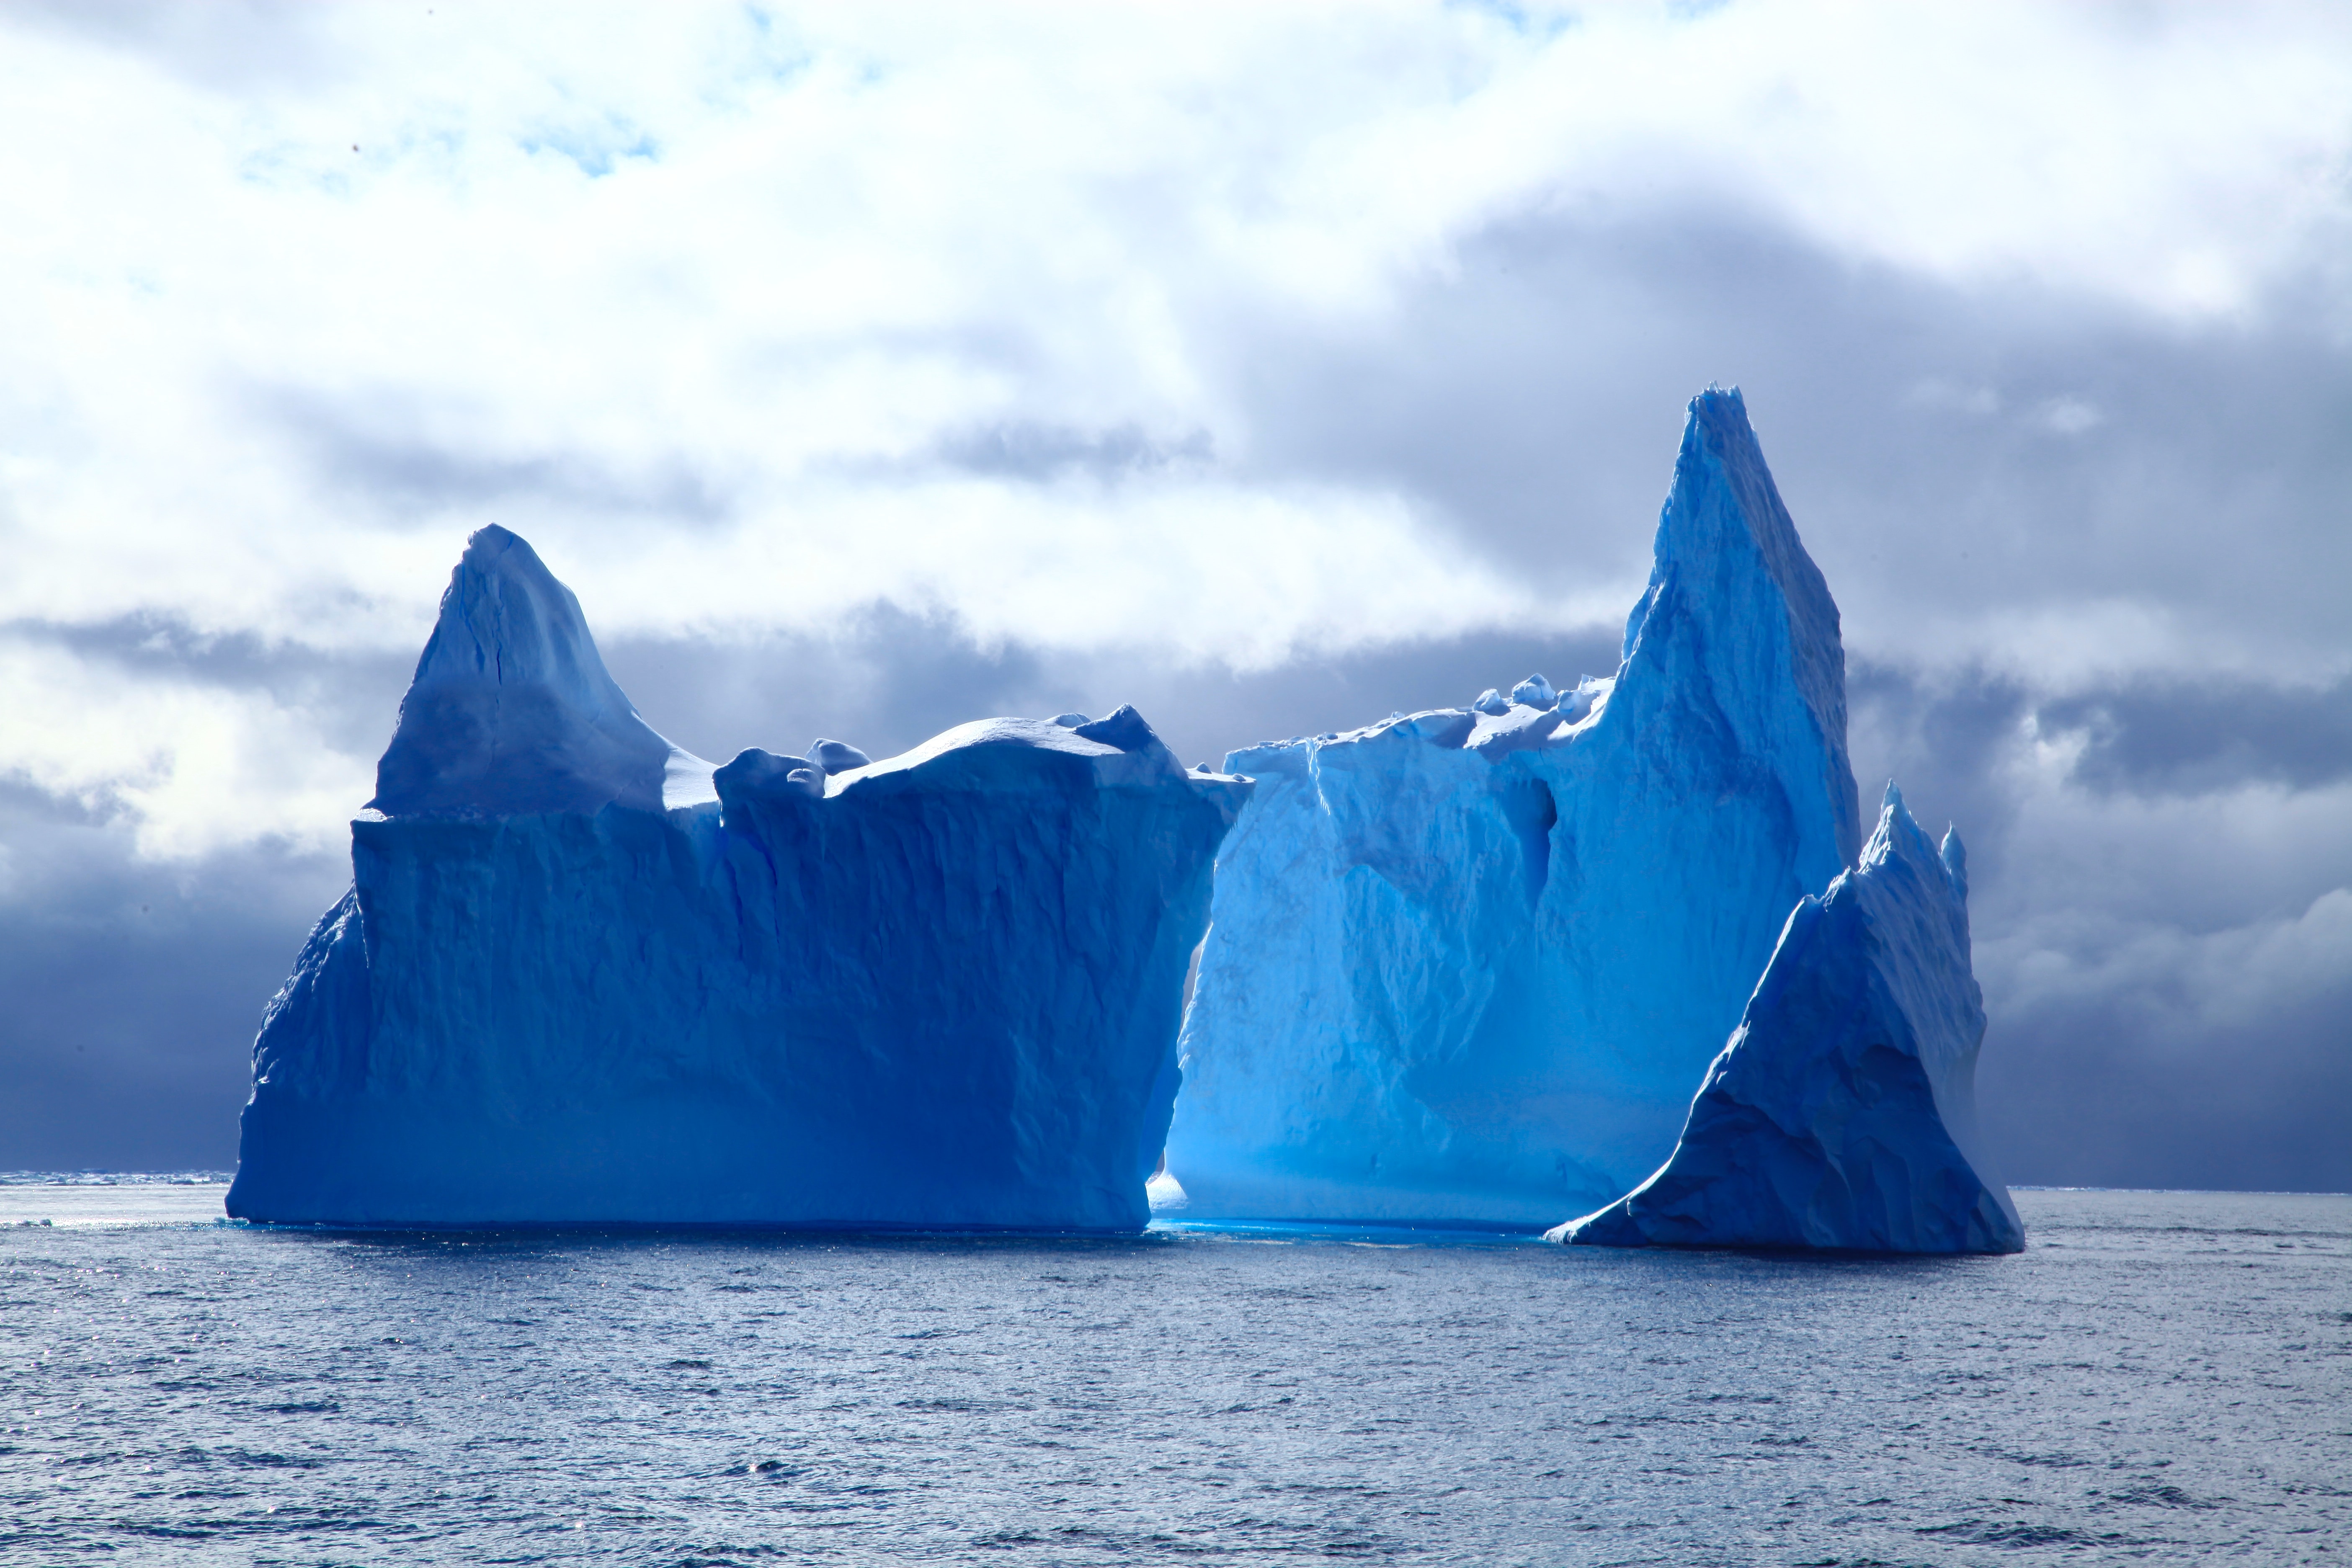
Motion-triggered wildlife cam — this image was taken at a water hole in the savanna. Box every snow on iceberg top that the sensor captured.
[370,526,716,818]
[1219,673,1612,776]
[717,709,1251,818]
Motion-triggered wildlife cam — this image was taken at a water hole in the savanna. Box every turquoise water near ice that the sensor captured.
[3,1181,2346,1565]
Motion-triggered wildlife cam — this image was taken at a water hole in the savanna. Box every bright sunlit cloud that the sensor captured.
[3,0,2350,851]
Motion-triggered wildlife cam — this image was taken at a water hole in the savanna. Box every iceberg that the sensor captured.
[1553,787,2024,1254]
[1164,389,1864,1225]
[227,526,1248,1230]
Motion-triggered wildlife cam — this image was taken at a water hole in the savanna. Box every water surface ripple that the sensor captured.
[3,1186,2346,1565]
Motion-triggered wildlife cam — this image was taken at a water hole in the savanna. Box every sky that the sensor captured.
[2,1,2347,1191]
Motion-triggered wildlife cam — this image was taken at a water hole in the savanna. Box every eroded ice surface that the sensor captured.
[1165,389,1863,1225]
[229,529,1248,1231]
[1555,786,2024,1254]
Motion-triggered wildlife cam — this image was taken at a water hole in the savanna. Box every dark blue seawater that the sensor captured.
[3,1181,2346,1566]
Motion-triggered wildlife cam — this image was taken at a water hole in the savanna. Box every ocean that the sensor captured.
[3,1181,2345,1566]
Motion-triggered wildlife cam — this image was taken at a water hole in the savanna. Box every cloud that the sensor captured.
[0,627,378,860]
[2039,673,2352,798]
[1978,883,2352,1193]
[0,780,346,1172]
[1845,658,2352,1191]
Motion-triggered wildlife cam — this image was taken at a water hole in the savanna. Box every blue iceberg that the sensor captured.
[1163,389,1864,1225]
[1553,787,2024,1254]
[227,526,1248,1230]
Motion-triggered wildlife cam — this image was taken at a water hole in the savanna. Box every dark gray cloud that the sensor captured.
[6,613,414,765]
[0,783,346,1172]
[1846,660,2034,888]
[1840,661,2352,1193]
[931,422,1215,484]
[256,387,735,524]
[1978,939,2352,1194]
[2040,673,2352,799]
[1220,212,2352,678]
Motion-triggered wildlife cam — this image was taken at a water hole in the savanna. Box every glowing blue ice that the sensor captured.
[1164,389,1864,1225]
[228,527,1247,1230]
[1554,787,2024,1254]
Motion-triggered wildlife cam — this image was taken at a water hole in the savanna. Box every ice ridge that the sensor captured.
[1551,786,2024,1254]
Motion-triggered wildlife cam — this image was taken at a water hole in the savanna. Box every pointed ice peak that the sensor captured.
[1472,688,1511,716]
[1860,781,1946,885]
[1939,825,1969,900]
[1617,386,1860,866]
[371,526,710,818]
[410,526,629,720]
[1554,767,2015,1255]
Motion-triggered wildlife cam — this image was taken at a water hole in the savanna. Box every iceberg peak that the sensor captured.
[370,526,713,818]
[1166,388,1867,1225]
[1623,386,1860,867]
[1939,823,1969,899]
[1552,786,2022,1253]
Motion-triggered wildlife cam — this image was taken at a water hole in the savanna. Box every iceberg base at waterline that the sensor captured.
[226,527,1249,1233]
[1552,787,2024,1256]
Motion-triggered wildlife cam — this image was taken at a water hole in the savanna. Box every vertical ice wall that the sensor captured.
[1165,389,1862,1225]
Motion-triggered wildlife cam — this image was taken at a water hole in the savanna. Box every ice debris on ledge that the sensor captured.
[1165,387,1867,1227]
[1552,786,2024,1254]
[227,525,1249,1231]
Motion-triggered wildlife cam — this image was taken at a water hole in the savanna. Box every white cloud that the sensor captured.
[0,634,372,861]
[1,1,2348,853]
[2036,397,2104,436]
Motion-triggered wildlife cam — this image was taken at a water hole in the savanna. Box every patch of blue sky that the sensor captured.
[518,119,659,179]
[1444,0,1577,42]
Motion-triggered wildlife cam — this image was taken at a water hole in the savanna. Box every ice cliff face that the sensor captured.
[228,530,1248,1230]
[1553,787,2024,1254]
[1163,388,1863,1225]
